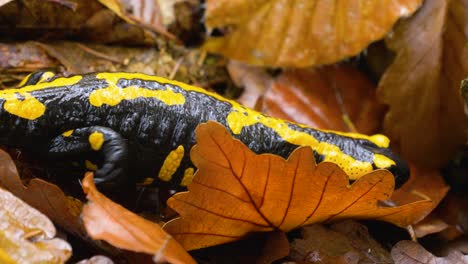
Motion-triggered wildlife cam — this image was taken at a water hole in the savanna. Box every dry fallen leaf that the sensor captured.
[0,187,71,264]
[391,240,468,264]
[0,149,85,239]
[81,172,195,264]
[262,65,386,134]
[163,121,434,251]
[203,0,423,67]
[377,0,468,167]
[391,165,449,211]
[290,221,392,264]
[97,0,177,41]
[226,60,273,108]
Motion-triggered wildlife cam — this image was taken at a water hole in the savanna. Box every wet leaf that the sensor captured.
[81,173,195,264]
[0,149,86,239]
[0,187,71,263]
[377,0,468,167]
[263,65,385,134]
[391,240,468,264]
[203,0,423,67]
[163,121,434,250]
[290,221,392,264]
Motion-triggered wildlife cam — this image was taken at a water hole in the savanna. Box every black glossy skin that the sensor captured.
[0,72,410,189]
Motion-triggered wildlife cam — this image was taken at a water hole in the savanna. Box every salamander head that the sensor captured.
[367,144,410,189]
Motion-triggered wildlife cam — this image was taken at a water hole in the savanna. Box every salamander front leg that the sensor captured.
[48,126,128,185]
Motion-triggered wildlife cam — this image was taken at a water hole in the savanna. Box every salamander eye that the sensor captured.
[17,71,56,87]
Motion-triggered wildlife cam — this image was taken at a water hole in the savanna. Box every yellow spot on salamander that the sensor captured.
[3,93,45,120]
[89,131,105,151]
[1,75,82,120]
[62,130,74,137]
[85,160,98,171]
[89,85,185,107]
[180,167,195,187]
[158,145,185,182]
[139,177,155,186]
[373,154,396,169]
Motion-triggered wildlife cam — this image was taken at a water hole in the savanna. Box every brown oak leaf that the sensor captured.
[163,121,434,250]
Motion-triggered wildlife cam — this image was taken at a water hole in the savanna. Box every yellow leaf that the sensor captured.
[203,0,423,67]
[164,121,434,250]
[377,0,468,166]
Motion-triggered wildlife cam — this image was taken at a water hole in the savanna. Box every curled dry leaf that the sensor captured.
[391,240,468,264]
[81,173,195,264]
[262,65,386,134]
[0,149,85,239]
[163,121,434,251]
[377,0,468,167]
[0,187,71,263]
[203,0,423,67]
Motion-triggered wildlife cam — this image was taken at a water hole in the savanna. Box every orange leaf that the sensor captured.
[263,65,385,134]
[163,121,434,250]
[81,173,195,264]
[377,0,468,167]
[203,0,423,67]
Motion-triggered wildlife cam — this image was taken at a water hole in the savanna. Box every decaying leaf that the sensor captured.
[263,65,385,134]
[290,221,392,264]
[0,149,85,239]
[81,173,195,264]
[377,0,468,167]
[203,0,423,67]
[163,121,434,251]
[0,187,71,264]
[391,240,468,264]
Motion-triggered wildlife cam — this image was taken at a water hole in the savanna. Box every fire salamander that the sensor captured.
[0,71,409,189]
